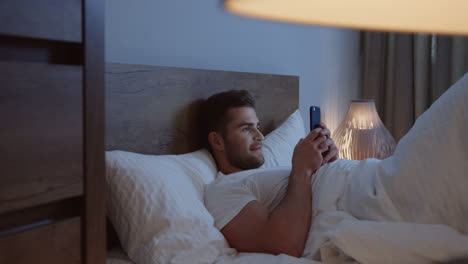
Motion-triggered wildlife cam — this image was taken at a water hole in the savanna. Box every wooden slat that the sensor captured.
[0,197,82,233]
[0,35,83,65]
[0,0,82,43]
[0,62,83,214]
[83,0,106,263]
[0,217,81,264]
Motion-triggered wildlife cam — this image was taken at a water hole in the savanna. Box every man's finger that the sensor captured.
[329,153,339,162]
[319,138,333,149]
[319,128,331,138]
[318,122,328,129]
[312,135,328,149]
[305,128,323,141]
[323,148,339,163]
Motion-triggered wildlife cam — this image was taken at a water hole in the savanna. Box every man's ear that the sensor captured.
[208,131,224,152]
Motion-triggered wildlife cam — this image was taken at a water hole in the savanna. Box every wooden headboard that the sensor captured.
[104,62,299,249]
[105,63,299,155]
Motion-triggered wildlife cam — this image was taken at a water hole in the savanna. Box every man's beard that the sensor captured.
[225,143,265,170]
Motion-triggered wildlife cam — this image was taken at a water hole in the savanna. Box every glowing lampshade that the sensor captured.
[333,100,395,160]
[223,0,468,35]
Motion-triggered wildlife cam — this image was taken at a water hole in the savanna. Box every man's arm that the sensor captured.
[221,129,327,257]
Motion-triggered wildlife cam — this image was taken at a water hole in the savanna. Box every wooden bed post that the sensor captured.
[83,0,106,263]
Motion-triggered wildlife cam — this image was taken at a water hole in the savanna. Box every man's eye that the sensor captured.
[242,127,250,132]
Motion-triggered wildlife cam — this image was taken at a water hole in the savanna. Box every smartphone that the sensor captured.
[309,106,321,131]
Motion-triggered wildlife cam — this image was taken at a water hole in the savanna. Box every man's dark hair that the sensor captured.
[198,90,256,152]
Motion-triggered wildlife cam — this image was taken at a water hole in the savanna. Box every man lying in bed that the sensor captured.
[199,90,339,257]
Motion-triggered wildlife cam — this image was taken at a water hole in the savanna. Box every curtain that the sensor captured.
[361,32,468,141]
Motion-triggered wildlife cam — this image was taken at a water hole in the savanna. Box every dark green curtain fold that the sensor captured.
[361,33,468,141]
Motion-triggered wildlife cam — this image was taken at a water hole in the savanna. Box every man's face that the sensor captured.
[222,106,265,170]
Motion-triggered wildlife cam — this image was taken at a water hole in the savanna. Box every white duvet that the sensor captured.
[304,72,468,263]
[304,159,468,264]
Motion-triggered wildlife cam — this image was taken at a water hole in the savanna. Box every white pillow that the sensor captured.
[106,149,234,264]
[262,109,307,167]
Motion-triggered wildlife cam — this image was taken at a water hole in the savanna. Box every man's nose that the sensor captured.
[253,128,264,141]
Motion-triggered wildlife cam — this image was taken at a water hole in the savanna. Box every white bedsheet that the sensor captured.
[215,252,317,264]
[107,247,319,264]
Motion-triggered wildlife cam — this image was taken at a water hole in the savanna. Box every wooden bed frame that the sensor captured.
[104,62,300,250]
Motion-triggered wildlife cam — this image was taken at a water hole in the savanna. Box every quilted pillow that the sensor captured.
[106,149,234,264]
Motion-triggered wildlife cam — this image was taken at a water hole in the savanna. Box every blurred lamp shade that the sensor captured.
[333,100,395,160]
[223,0,468,35]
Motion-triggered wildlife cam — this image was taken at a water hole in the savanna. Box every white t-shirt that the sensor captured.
[204,166,292,230]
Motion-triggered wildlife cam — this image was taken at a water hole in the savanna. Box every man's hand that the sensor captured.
[291,128,328,184]
[316,122,339,165]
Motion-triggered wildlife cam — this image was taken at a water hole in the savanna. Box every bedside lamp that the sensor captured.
[332,100,395,160]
